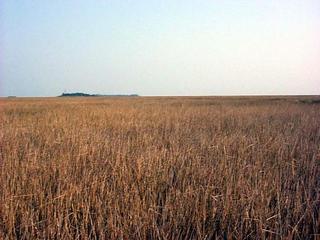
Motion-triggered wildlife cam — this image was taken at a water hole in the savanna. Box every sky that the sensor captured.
[1,0,320,96]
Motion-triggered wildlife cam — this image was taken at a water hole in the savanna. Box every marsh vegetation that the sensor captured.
[0,96,319,239]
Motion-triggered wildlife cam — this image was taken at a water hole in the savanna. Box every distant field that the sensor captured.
[0,96,319,239]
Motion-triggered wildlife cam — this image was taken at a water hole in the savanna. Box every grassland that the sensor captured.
[0,96,319,239]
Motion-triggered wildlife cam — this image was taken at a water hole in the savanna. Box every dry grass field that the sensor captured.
[0,96,319,239]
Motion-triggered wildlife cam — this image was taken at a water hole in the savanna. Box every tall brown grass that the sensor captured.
[0,96,319,239]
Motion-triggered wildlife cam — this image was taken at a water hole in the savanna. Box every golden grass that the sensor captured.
[0,96,319,239]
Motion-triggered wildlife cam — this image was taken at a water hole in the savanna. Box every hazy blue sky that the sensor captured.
[1,0,319,96]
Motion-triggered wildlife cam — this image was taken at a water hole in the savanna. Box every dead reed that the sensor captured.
[0,96,319,239]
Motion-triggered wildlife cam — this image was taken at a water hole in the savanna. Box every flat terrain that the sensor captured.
[0,96,319,239]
